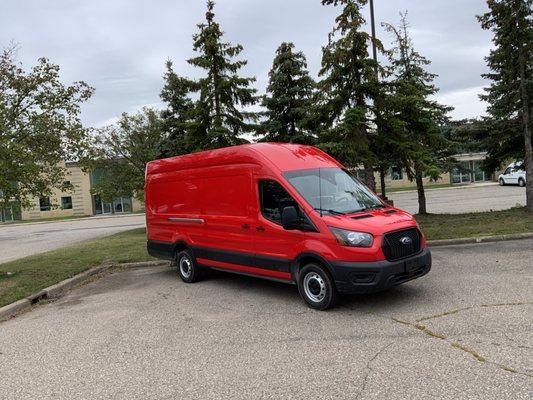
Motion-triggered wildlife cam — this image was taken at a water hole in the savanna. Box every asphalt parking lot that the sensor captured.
[0,214,145,264]
[0,239,531,399]
[389,183,526,214]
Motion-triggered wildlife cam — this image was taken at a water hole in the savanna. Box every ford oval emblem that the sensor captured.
[400,236,412,245]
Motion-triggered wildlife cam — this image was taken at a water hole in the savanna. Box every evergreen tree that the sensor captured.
[187,0,258,150]
[478,0,532,212]
[257,42,315,143]
[316,0,386,191]
[158,60,195,157]
[383,14,453,214]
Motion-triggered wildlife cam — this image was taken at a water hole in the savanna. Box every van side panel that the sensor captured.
[146,164,255,263]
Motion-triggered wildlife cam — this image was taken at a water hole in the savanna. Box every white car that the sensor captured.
[499,162,526,187]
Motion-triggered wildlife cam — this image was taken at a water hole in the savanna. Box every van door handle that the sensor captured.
[256,226,265,231]
[241,224,251,229]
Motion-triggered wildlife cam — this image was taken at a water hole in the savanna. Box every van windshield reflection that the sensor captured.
[284,168,383,215]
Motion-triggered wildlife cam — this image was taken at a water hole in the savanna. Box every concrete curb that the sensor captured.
[0,260,169,322]
[428,232,533,247]
[0,213,146,228]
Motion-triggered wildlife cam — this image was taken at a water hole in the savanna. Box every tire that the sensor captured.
[297,263,337,310]
[499,178,505,186]
[176,249,203,283]
[518,178,526,187]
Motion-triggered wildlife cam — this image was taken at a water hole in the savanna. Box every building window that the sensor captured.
[39,197,51,212]
[61,196,73,210]
[390,167,404,181]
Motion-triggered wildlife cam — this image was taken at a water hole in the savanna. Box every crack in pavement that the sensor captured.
[415,301,533,323]
[356,342,394,400]
[391,316,532,379]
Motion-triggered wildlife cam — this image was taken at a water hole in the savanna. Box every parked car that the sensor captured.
[499,162,526,187]
[145,143,431,310]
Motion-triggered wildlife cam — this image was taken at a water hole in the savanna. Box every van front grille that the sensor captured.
[382,228,421,261]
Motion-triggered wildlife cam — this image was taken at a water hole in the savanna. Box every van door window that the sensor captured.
[259,180,299,224]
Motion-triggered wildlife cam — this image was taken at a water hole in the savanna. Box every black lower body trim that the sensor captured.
[147,240,174,260]
[191,245,291,273]
[147,240,291,273]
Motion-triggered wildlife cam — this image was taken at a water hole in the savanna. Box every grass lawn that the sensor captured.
[1,208,533,308]
[416,207,533,241]
[0,228,152,308]
[387,183,455,193]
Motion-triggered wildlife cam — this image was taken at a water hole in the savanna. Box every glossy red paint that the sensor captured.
[145,143,428,286]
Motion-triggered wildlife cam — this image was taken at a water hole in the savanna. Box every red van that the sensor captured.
[145,143,431,310]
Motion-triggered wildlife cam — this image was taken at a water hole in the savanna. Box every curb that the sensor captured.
[0,213,146,228]
[0,260,169,323]
[428,232,533,247]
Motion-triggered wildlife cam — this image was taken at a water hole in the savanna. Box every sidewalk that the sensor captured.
[0,212,145,228]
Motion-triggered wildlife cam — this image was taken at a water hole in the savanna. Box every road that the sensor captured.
[0,215,145,264]
[389,183,526,214]
[0,239,531,399]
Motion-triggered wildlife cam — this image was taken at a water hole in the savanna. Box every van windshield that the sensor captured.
[284,168,383,215]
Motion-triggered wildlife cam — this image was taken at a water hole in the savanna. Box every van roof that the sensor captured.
[146,143,342,176]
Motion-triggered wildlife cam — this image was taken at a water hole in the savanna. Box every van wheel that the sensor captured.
[518,178,525,187]
[499,178,505,186]
[297,264,337,310]
[176,250,202,283]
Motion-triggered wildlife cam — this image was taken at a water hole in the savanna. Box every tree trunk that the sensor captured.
[379,164,387,199]
[518,44,532,212]
[363,163,376,192]
[414,166,427,215]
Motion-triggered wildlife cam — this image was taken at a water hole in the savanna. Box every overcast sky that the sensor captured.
[2,0,493,128]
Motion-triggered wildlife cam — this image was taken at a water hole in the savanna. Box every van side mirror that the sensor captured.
[281,206,299,230]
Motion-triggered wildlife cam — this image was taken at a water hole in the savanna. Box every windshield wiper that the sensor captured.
[361,204,385,211]
[313,208,346,216]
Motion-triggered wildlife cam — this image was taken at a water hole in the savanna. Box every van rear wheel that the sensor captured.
[176,250,202,283]
[518,178,525,187]
[297,264,337,310]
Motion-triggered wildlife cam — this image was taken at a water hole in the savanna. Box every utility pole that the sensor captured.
[369,0,388,201]
[369,0,378,78]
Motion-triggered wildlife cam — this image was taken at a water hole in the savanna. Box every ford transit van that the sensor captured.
[145,143,431,310]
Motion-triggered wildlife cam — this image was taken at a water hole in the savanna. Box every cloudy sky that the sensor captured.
[2,0,493,128]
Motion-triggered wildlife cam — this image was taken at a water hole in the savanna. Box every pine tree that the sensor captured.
[316,0,385,191]
[159,60,195,157]
[258,42,315,143]
[383,14,453,214]
[478,0,532,212]
[187,0,258,150]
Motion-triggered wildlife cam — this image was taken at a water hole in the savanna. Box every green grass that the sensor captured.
[1,208,533,308]
[0,228,152,308]
[3,214,92,225]
[387,183,455,193]
[416,207,533,241]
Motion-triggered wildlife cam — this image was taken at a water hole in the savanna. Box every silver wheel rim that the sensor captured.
[179,256,192,279]
[519,180,525,187]
[303,272,327,303]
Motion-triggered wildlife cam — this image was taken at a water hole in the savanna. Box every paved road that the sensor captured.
[389,183,526,214]
[0,215,145,264]
[1,240,531,399]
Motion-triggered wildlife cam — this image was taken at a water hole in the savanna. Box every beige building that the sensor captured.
[360,152,496,189]
[13,162,144,222]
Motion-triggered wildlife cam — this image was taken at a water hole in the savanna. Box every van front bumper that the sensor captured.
[330,248,431,294]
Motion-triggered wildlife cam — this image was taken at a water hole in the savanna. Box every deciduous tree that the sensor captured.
[0,46,93,212]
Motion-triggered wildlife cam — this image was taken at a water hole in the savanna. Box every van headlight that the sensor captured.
[329,227,373,247]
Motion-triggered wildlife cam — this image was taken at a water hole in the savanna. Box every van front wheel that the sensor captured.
[298,264,337,310]
[176,250,202,283]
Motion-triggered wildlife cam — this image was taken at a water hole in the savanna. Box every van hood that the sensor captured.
[319,207,417,236]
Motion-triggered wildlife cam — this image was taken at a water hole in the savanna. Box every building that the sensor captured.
[363,152,496,189]
[2,162,143,222]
